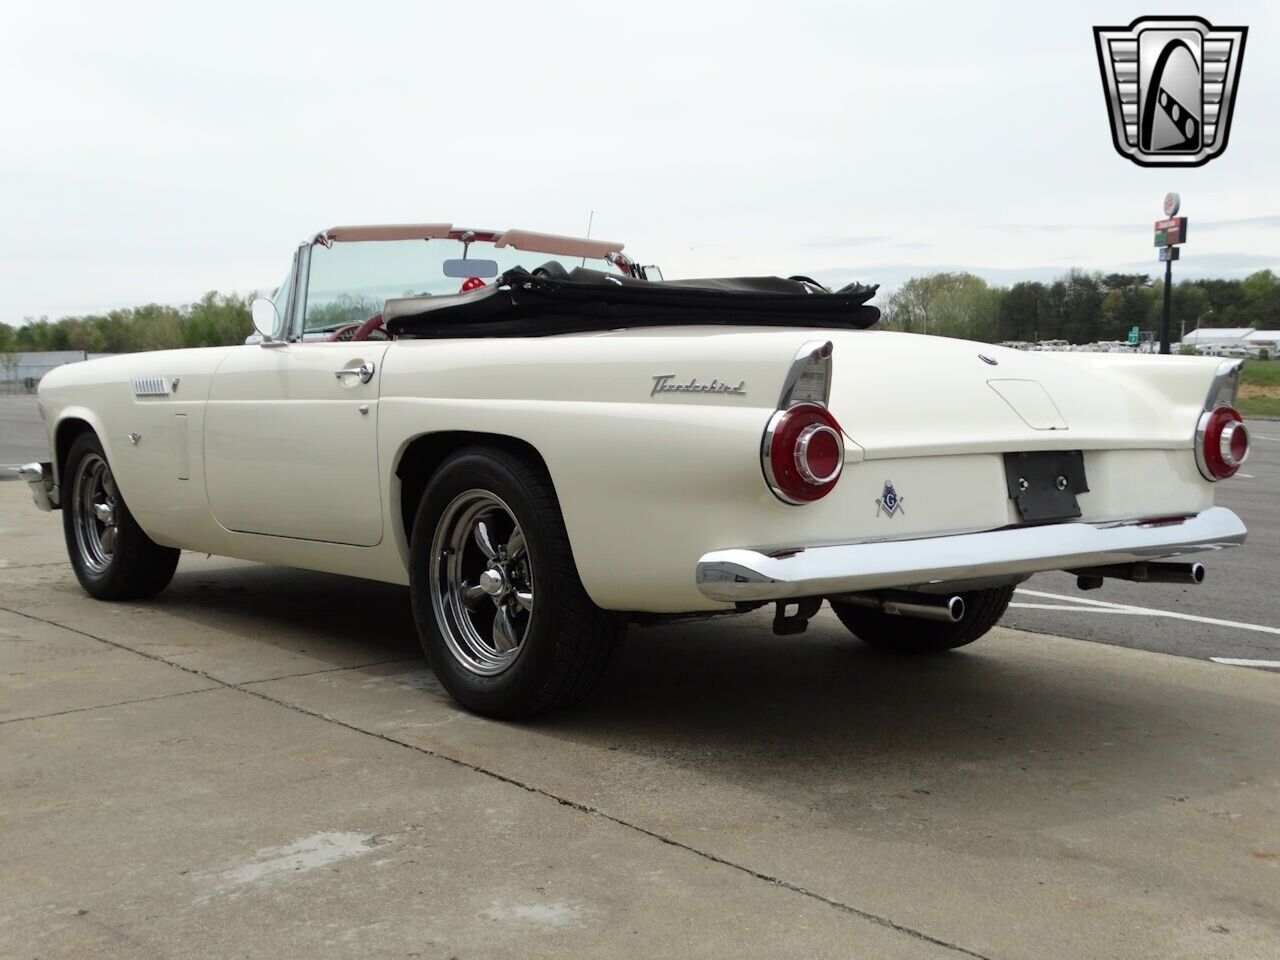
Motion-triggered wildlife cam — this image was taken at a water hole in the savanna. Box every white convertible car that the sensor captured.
[20,224,1251,717]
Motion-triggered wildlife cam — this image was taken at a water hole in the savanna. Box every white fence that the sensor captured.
[0,351,113,395]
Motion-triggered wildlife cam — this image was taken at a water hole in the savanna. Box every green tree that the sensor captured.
[881,273,998,340]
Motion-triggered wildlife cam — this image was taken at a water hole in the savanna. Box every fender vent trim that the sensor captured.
[132,376,171,398]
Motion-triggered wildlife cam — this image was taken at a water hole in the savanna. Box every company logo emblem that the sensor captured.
[875,481,905,518]
[650,374,746,398]
[1094,16,1247,167]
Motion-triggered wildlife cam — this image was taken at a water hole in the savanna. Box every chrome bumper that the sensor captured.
[695,507,1247,602]
[16,461,58,512]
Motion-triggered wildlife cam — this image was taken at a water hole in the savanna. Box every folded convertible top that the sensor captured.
[384,267,880,338]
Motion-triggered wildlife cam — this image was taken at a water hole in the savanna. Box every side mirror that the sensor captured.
[251,297,282,343]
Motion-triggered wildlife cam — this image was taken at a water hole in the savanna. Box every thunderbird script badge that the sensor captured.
[1094,16,1247,167]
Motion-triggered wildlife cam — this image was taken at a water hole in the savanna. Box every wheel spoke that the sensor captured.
[506,526,525,560]
[102,470,116,499]
[514,589,533,613]
[462,582,487,608]
[473,518,498,559]
[492,602,518,652]
[100,525,117,554]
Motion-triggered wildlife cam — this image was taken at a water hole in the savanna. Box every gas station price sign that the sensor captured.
[1154,216,1188,247]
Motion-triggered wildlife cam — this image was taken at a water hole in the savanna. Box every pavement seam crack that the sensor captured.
[232,658,418,685]
[1,603,994,960]
[0,686,223,726]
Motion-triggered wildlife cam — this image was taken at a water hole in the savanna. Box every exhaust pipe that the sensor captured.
[832,590,965,623]
[1069,561,1205,585]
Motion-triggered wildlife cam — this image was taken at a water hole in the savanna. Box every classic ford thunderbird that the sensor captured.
[20,224,1250,717]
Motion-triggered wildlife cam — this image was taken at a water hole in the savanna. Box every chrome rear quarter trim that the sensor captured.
[695,507,1247,602]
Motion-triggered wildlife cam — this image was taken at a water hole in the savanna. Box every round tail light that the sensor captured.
[763,403,845,503]
[1196,405,1249,480]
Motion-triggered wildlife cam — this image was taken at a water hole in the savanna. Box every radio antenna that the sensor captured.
[582,210,595,266]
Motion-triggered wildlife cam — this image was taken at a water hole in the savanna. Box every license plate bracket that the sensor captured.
[1003,450,1089,522]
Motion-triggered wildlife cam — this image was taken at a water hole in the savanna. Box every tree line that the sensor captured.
[2,269,1277,355]
[880,268,1279,343]
[0,291,253,355]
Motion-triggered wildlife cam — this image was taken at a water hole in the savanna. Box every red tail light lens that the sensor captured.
[1196,405,1249,480]
[763,403,845,503]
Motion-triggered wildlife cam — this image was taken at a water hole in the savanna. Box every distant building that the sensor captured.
[1180,328,1254,348]
[1243,330,1280,353]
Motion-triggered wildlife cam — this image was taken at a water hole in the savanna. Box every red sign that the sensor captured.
[1153,216,1188,246]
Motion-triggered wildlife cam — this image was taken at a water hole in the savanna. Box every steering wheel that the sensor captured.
[328,314,389,342]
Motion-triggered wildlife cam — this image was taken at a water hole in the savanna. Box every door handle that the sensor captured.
[335,361,376,384]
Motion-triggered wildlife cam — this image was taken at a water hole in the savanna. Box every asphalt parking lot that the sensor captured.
[1002,419,1280,665]
[2,408,1280,958]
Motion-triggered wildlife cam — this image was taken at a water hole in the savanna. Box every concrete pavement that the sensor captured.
[1,484,1278,958]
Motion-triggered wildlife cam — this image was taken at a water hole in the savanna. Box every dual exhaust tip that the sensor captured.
[1070,561,1205,589]
[834,590,966,624]
[832,562,1205,624]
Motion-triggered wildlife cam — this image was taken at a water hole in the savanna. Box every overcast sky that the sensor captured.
[2,1,1277,321]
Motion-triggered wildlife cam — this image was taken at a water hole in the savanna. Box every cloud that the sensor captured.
[986,214,1280,234]
[802,236,892,248]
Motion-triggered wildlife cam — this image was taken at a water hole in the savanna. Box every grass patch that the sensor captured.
[1242,360,1280,387]
[1238,395,1280,418]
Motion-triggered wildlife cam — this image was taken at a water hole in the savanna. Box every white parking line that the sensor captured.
[1014,588,1280,636]
[1253,434,1280,442]
[1209,657,1280,669]
[1010,603,1144,614]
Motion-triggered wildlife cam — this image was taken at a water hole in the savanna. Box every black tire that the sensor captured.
[829,586,1015,654]
[61,432,180,600]
[408,446,623,719]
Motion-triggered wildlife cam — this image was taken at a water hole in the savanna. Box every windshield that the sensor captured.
[302,239,624,333]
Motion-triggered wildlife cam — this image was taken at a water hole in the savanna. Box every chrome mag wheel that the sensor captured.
[70,452,119,575]
[429,489,535,677]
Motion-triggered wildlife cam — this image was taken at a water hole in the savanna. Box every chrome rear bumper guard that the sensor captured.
[695,507,1247,603]
[16,462,58,512]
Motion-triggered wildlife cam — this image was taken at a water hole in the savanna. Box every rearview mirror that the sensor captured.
[442,258,499,279]
[250,297,281,342]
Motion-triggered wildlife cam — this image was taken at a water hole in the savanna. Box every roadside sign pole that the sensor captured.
[1160,255,1173,354]
[1156,193,1185,355]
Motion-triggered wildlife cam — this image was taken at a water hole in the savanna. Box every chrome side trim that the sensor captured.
[694,507,1247,602]
[17,461,58,511]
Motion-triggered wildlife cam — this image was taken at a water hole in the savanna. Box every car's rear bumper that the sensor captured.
[694,507,1247,602]
[17,461,58,511]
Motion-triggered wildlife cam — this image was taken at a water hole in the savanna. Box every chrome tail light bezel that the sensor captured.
[762,340,844,504]
[1196,405,1249,481]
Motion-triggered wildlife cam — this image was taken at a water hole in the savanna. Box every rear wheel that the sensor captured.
[409,446,623,718]
[829,586,1014,654]
[62,432,180,600]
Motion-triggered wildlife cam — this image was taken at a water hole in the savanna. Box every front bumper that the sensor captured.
[16,461,58,512]
[695,507,1247,602]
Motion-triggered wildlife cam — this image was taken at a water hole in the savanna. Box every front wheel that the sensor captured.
[829,586,1015,654]
[62,432,180,600]
[408,447,623,718]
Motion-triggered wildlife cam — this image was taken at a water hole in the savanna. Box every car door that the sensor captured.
[204,340,392,546]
